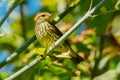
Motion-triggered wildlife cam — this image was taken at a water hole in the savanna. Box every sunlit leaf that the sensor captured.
[41,0,57,12]
[34,48,46,55]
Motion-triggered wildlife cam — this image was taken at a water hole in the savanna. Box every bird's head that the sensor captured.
[34,12,52,22]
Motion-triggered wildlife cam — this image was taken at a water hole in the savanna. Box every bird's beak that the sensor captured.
[49,13,53,17]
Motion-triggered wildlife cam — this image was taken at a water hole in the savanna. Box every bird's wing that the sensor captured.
[49,22,71,46]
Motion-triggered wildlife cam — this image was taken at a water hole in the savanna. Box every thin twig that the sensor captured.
[5,0,106,79]
[20,4,27,40]
[0,0,21,27]
[52,0,82,24]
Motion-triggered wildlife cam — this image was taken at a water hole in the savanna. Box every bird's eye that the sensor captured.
[41,14,45,17]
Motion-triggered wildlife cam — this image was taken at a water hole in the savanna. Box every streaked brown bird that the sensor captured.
[34,12,83,63]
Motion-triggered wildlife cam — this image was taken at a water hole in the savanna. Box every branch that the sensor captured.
[0,35,36,68]
[0,0,82,68]
[5,0,106,79]
[20,4,27,40]
[5,57,42,80]
[52,0,83,24]
[0,0,22,27]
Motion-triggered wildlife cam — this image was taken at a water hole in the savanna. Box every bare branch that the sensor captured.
[5,56,42,80]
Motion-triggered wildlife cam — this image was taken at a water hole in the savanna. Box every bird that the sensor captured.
[34,12,84,63]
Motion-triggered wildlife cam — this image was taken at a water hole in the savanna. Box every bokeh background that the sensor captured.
[0,0,120,80]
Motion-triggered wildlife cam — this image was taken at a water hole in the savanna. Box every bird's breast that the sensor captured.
[34,22,55,48]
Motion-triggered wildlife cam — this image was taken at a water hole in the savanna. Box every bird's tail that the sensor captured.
[70,48,84,64]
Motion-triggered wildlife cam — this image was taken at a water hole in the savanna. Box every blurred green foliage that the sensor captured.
[0,0,120,80]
